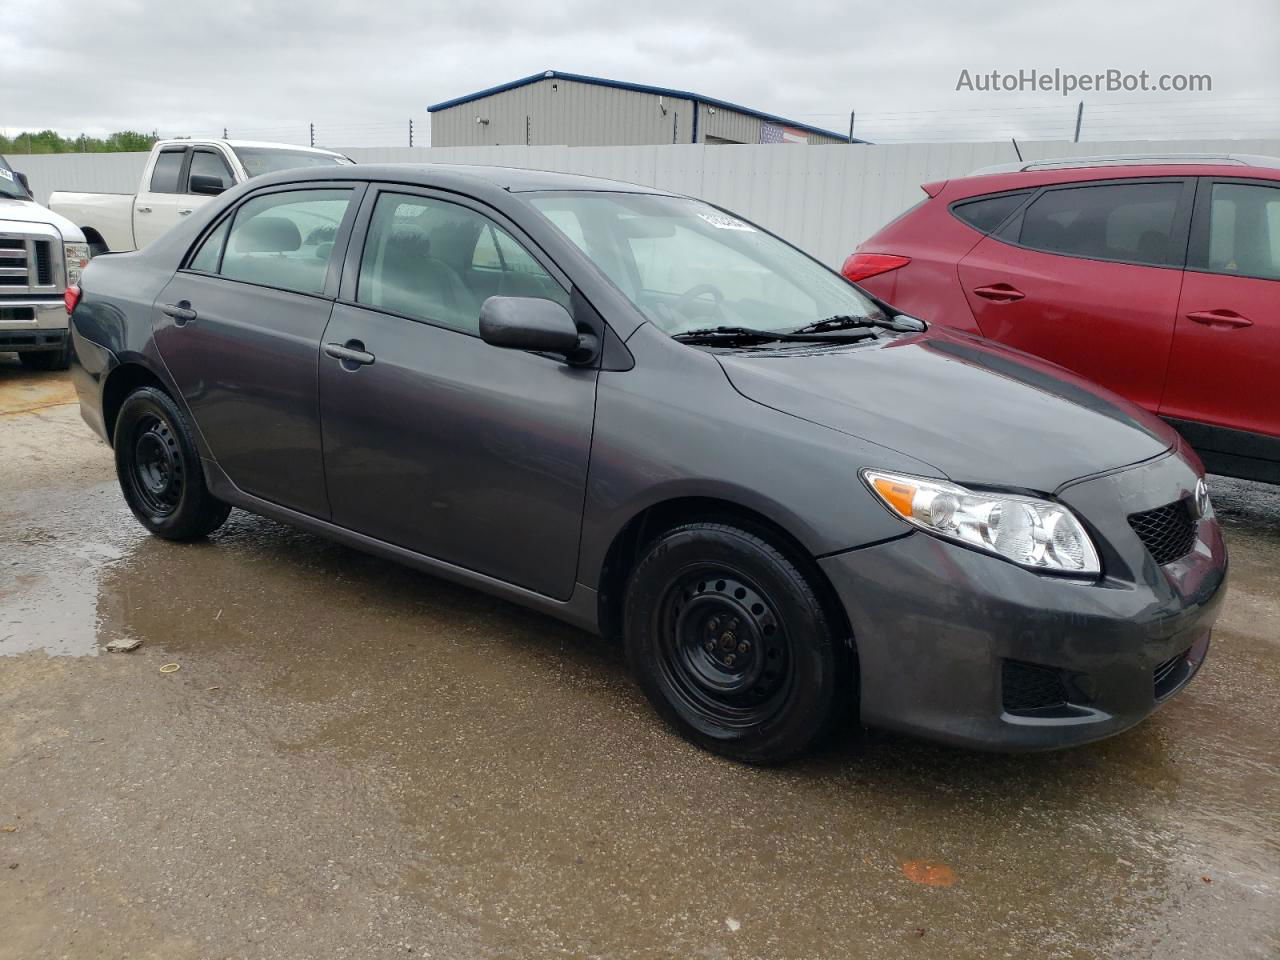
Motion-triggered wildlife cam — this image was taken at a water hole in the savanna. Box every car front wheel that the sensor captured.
[114,386,231,540]
[623,521,848,764]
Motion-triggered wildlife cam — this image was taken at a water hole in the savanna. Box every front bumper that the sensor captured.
[0,299,68,352]
[821,451,1227,751]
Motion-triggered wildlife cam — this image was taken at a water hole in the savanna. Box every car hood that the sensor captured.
[715,329,1176,492]
[0,196,84,241]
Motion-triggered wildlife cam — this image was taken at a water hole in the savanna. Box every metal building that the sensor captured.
[427,70,860,148]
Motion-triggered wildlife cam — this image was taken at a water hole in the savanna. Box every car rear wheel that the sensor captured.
[114,386,231,540]
[623,522,848,764]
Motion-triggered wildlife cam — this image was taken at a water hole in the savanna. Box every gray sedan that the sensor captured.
[68,164,1226,762]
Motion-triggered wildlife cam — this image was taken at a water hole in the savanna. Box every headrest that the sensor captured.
[233,216,301,253]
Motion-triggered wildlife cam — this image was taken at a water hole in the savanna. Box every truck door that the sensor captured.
[133,146,188,249]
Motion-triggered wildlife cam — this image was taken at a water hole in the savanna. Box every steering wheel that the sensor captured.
[673,283,725,319]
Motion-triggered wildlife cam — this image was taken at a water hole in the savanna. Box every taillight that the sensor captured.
[841,253,911,284]
[65,284,81,314]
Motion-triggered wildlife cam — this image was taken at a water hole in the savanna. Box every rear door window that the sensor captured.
[148,149,187,194]
[951,191,1032,233]
[1017,181,1184,266]
[216,189,353,295]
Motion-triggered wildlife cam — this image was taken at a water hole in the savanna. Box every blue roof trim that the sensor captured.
[426,70,868,144]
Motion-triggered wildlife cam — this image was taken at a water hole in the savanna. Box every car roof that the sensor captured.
[249,162,677,197]
[939,154,1280,200]
[154,138,345,157]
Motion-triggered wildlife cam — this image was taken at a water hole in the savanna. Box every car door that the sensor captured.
[1161,177,1280,476]
[152,183,363,518]
[318,186,598,600]
[133,146,189,248]
[956,178,1194,411]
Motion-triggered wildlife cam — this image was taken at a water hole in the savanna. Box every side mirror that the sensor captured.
[189,174,227,196]
[14,172,32,197]
[479,296,596,363]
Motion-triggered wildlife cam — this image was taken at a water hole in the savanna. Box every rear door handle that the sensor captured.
[324,340,376,367]
[160,301,197,325]
[1187,309,1252,329]
[178,209,193,216]
[973,283,1025,303]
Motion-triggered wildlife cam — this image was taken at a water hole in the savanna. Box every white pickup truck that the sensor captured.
[1,153,90,370]
[50,139,351,255]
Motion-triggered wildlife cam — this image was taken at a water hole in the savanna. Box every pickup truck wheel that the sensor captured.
[114,386,231,540]
[623,522,846,764]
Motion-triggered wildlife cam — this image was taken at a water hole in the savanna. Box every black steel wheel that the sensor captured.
[624,521,849,763]
[114,385,231,540]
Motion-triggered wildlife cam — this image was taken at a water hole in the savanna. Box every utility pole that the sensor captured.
[848,110,856,144]
[409,118,414,147]
[309,122,315,148]
[1073,101,1084,143]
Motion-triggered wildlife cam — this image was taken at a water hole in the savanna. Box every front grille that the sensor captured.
[33,241,53,286]
[1002,660,1070,712]
[1154,649,1191,699]
[0,240,24,286]
[1128,498,1197,566]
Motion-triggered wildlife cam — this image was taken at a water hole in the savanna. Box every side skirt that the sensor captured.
[1162,417,1280,485]
[202,458,602,636]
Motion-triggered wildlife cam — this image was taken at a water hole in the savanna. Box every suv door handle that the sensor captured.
[973,283,1025,303]
[161,301,197,325]
[324,340,376,367]
[1187,309,1252,329]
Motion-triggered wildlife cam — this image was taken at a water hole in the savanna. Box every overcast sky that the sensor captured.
[3,0,1277,146]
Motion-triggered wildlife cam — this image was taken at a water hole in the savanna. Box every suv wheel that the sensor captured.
[114,386,231,540]
[623,522,848,763]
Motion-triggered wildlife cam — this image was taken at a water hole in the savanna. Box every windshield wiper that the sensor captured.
[789,314,926,335]
[671,325,878,346]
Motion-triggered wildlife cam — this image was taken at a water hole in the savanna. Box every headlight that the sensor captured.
[64,242,91,287]
[863,470,1101,576]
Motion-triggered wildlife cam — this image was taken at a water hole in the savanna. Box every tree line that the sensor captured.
[0,130,159,154]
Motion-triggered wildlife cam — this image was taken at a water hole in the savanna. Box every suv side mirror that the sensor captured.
[479,296,597,364]
[14,171,32,197]
[189,174,227,196]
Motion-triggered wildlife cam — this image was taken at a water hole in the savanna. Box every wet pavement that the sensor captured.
[1,355,1277,960]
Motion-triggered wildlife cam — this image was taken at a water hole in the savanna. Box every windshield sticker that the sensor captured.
[697,212,756,232]
[0,169,13,183]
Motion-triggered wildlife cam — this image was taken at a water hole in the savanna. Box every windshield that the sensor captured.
[0,156,28,200]
[526,192,885,335]
[232,147,351,179]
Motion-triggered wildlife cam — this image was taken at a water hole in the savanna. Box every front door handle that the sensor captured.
[324,340,376,368]
[178,209,193,216]
[973,283,1025,303]
[1187,309,1252,329]
[136,206,152,214]
[161,301,197,325]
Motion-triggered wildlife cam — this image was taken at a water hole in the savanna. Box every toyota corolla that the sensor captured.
[68,164,1227,762]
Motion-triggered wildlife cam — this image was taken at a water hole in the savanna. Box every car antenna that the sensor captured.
[1011,137,1023,162]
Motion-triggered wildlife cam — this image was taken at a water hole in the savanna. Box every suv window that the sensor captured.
[149,149,187,194]
[356,193,568,334]
[1199,182,1280,281]
[952,191,1032,233]
[211,189,352,295]
[1018,181,1183,266]
[186,149,234,193]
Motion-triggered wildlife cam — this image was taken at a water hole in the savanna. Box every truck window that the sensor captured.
[149,149,187,194]
[187,149,235,193]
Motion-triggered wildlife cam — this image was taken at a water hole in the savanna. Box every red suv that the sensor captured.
[846,155,1280,484]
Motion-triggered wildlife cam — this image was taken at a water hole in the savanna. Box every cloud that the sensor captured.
[1,0,1276,145]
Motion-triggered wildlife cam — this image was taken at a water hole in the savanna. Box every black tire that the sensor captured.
[18,344,69,371]
[113,386,231,540]
[623,522,848,764]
